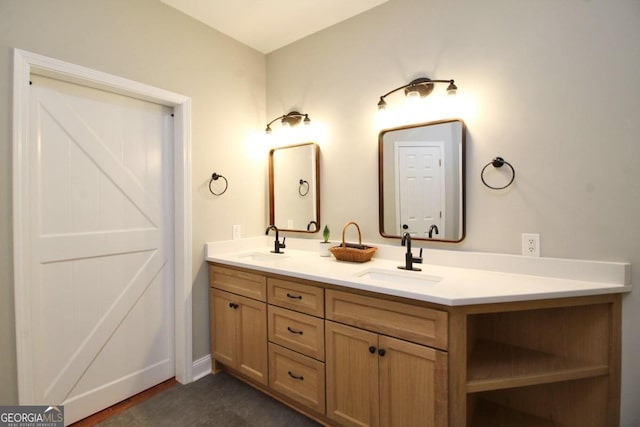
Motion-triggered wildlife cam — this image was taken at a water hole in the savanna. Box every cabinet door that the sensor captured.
[378,336,448,427]
[326,321,379,427]
[210,288,237,367]
[210,288,268,385]
[236,295,268,385]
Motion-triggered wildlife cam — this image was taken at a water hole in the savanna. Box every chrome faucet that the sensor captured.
[265,225,286,254]
[428,224,439,239]
[398,232,422,271]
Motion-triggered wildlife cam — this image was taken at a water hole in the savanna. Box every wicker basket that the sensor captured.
[329,221,377,263]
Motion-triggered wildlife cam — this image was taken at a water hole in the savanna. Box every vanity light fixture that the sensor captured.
[377,77,457,110]
[265,111,311,134]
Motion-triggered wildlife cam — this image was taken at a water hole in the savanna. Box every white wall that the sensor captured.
[266,0,640,423]
[0,0,266,404]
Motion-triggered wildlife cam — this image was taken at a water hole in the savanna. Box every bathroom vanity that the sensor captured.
[206,238,630,426]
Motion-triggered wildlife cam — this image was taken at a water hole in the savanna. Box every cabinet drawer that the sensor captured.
[267,278,324,317]
[268,343,325,414]
[268,305,325,361]
[326,289,448,350]
[210,264,266,301]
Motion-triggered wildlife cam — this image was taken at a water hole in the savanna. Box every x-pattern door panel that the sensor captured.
[27,75,174,423]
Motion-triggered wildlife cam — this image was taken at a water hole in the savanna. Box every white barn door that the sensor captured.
[26,75,175,424]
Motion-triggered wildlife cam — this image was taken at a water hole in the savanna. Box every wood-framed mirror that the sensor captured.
[269,142,320,233]
[378,119,465,242]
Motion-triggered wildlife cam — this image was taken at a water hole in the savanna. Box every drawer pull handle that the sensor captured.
[369,346,377,354]
[287,326,304,335]
[378,348,386,357]
[288,371,304,380]
[286,293,302,300]
[228,302,239,309]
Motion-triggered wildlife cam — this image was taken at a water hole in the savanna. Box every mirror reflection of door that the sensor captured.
[396,142,445,237]
[378,119,465,242]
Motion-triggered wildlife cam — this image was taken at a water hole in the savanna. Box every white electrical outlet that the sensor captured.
[522,233,540,257]
[232,224,241,240]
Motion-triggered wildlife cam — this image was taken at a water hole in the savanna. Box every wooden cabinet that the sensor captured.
[325,321,448,427]
[453,295,622,427]
[209,266,267,385]
[325,321,379,427]
[378,335,448,427]
[209,263,622,427]
[209,288,237,367]
[325,289,448,427]
[266,277,327,414]
[324,290,448,427]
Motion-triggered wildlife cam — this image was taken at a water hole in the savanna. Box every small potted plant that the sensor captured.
[319,225,332,257]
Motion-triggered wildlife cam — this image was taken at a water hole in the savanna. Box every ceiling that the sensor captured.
[160,0,388,54]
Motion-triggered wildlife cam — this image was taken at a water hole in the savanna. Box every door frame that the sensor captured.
[12,48,193,403]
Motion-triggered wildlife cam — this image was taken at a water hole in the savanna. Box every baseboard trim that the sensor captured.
[192,354,212,381]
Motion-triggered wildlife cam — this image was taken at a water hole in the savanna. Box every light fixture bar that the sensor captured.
[265,111,311,134]
[377,77,457,110]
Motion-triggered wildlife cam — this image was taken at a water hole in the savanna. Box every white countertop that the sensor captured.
[205,237,631,306]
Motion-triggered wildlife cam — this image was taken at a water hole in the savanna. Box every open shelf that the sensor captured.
[469,398,555,427]
[467,339,609,393]
[458,299,620,426]
[467,376,611,426]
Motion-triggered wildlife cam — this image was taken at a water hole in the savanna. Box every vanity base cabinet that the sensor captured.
[209,263,622,427]
[266,278,327,414]
[209,265,268,385]
[325,288,449,426]
[325,320,448,427]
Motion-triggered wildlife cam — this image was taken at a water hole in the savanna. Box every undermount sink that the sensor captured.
[354,268,442,287]
[234,251,289,262]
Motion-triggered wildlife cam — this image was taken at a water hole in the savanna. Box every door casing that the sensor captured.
[12,48,193,402]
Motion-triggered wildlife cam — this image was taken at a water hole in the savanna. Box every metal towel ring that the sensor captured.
[298,179,309,196]
[209,172,228,195]
[481,157,515,190]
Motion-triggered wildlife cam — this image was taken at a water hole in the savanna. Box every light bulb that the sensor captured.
[405,89,421,100]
